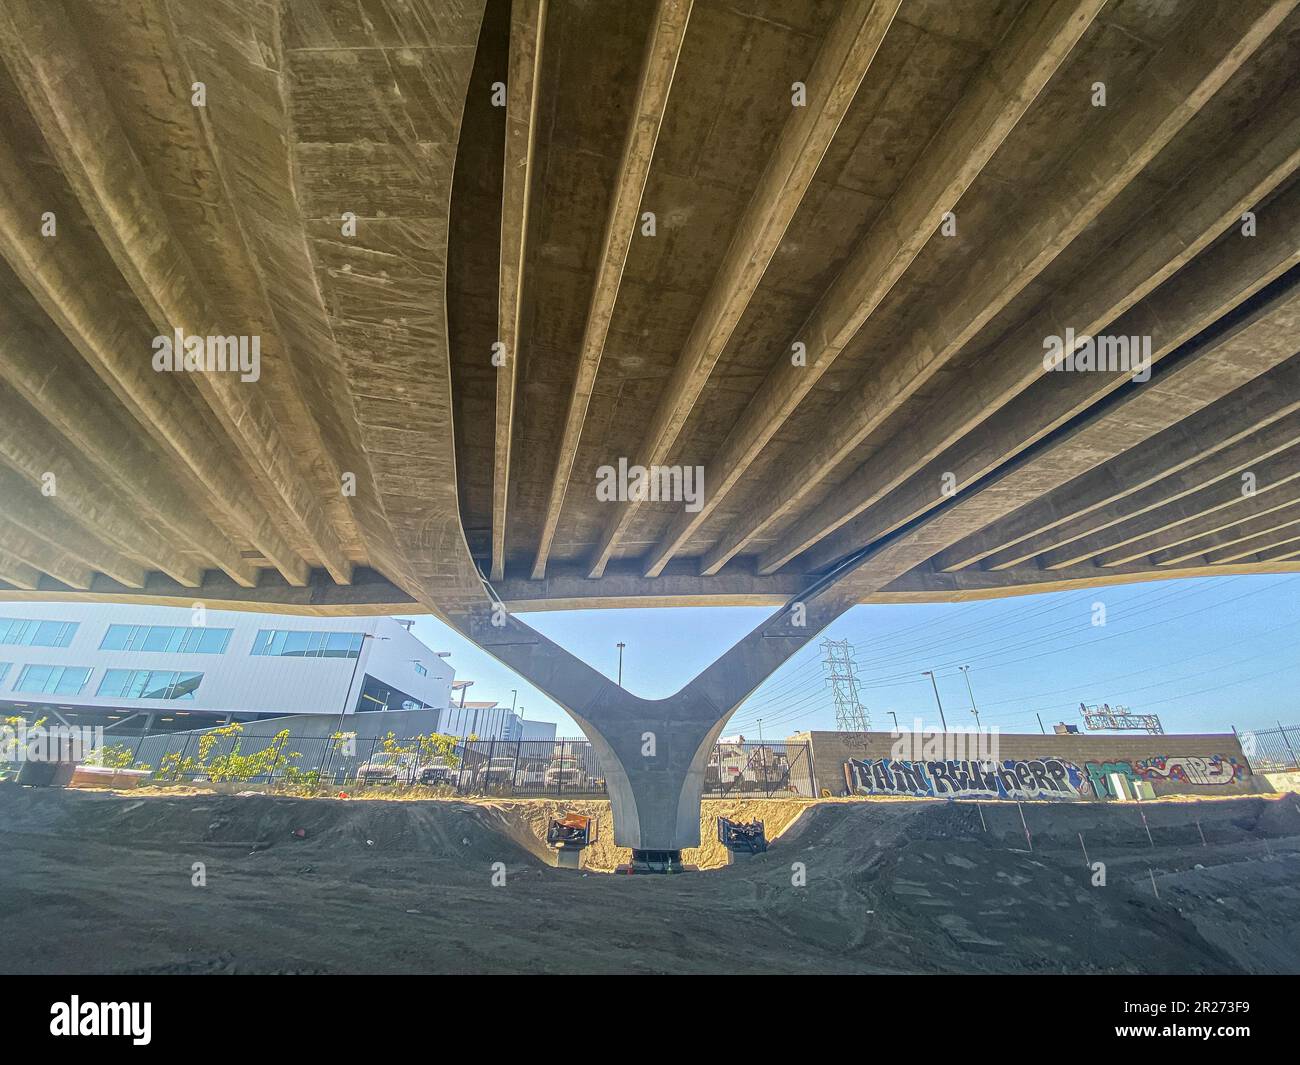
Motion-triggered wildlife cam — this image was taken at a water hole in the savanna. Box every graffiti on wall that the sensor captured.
[1134,755,1245,787]
[844,757,1089,800]
[844,752,1249,800]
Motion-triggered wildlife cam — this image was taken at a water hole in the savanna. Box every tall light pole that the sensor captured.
[888,710,899,731]
[922,670,948,731]
[959,665,981,728]
[616,642,626,687]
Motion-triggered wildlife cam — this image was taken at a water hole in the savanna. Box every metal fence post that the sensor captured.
[176,732,195,781]
[265,731,287,786]
[1278,720,1299,769]
[131,719,150,767]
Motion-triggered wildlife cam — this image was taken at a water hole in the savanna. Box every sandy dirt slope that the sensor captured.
[1,786,1297,974]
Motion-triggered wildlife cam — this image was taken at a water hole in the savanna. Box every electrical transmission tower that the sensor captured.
[821,638,870,732]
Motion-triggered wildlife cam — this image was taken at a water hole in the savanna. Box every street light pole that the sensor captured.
[959,665,981,728]
[922,670,949,731]
[616,642,626,687]
[889,710,899,731]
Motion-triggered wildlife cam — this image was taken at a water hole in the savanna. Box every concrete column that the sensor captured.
[448,563,866,855]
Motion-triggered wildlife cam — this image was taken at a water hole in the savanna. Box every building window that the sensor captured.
[100,624,233,654]
[0,618,78,648]
[250,629,364,659]
[414,662,428,676]
[354,675,423,713]
[13,664,92,695]
[97,669,204,700]
[0,663,10,686]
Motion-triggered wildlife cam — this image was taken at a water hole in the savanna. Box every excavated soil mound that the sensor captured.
[2,785,1298,974]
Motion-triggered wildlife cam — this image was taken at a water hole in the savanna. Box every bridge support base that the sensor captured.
[617,849,687,874]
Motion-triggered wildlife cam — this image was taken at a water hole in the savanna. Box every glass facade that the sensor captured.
[250,629,364,659]
[13,664,92,695]
[100,624,232,654]
[0,618,78,648]
[97,669,204,701]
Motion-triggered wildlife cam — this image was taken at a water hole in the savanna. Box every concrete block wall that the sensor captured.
[787,730,1262,801]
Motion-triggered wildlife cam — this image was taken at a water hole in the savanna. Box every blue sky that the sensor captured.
[401,572,1300,740]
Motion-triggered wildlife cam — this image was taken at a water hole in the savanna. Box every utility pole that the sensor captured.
[959,665,980,728]
[616,642,626,687]
[922,670,949,731]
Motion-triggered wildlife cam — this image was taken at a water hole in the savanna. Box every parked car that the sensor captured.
[515,761,547,790]
[476,756,520,789]
[543,756,588,790]
[415,759,453,786]
[355,751,417,785]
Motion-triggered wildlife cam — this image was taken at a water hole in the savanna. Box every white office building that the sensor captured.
[0,603,455,733]
[439,700,558,743]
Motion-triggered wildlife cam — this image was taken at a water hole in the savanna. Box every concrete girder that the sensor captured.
[583,0,907,579]
[0,314,257,587]
[0,518,95,591]
[799,169,1300,576]
[529,0,693,581]
[154,0,402,588]
[0,467,145,588]
[1002,414,1300,568]
[447,560,871,852]
[0,546,39,590]
[1067,446,1300,568]
[0,391,203,587]
[1250,542,1300,563]
[492,0,550,582]
[811,265,1300,604]
[931,359,1300,572]
[769,52,1300,577]
[0,127,311,588]
[874,557,1300,602]
[623,0,1108,580]
[1155,500,1300,565]
[0,0,352,585]
[700,0,1293,579]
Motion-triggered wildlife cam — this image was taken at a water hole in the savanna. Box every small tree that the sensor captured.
[156,724,298,783]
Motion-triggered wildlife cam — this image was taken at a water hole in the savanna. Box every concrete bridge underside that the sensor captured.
[1,0,1299,853]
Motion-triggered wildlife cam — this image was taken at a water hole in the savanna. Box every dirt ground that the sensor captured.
[2,784,1298,974]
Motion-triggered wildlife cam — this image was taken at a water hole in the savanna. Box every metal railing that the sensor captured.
[1241,722,1300,771]
[85,729,816,799]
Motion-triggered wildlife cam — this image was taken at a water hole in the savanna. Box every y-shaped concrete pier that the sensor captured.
[448,560,870,866]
